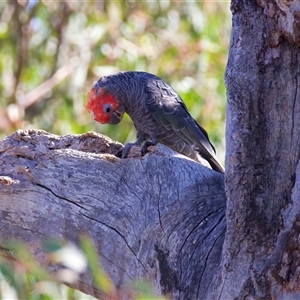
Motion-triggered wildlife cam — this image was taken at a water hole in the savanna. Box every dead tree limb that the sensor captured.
[0,129,226,299]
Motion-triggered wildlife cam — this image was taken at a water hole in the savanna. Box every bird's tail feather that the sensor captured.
[208,157,224,173]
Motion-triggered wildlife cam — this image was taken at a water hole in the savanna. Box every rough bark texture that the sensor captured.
[210,1,300,299]
[0,129,226,299]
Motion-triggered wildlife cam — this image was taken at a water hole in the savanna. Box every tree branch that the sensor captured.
[0,129,226,299]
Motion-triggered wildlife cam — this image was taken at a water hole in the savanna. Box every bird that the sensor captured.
[86,71,224,173]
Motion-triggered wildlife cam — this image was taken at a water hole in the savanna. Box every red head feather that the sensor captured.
[86,87,120,124]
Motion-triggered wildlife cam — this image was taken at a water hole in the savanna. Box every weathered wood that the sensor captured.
[0,129,226,299]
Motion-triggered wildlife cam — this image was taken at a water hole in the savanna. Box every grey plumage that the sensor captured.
[91,71,224,173]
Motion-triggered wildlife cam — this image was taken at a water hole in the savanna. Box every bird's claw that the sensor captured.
[141,140,157,156]
[122,142,135,158]
[122,140,157,158]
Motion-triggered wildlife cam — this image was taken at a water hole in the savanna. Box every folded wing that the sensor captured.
[144,78,224,172]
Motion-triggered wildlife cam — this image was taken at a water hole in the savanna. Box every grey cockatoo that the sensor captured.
[86,71,224,173]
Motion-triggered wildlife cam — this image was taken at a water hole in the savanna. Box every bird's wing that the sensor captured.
[144,78,217,161]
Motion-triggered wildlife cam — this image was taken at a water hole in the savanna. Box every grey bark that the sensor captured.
[0,129,226,299]
[210,1,300,299]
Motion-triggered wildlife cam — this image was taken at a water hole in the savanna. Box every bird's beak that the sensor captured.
[108,105,125,124]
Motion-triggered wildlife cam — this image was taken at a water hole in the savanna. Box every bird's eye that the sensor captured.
[103,104,112,114]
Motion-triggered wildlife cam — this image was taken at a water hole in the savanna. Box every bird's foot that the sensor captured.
[122,138,157,158]
[141,140,157,156]
[122,142,137,158]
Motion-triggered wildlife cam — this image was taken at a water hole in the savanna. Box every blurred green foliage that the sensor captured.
[0,0,230,161]
[0,237,166,299]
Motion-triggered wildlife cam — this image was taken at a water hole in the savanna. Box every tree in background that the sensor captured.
[0,1,230,161]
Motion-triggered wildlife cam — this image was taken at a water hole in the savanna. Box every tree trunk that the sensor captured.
[210,1,300,299]
[0,129,226,299]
